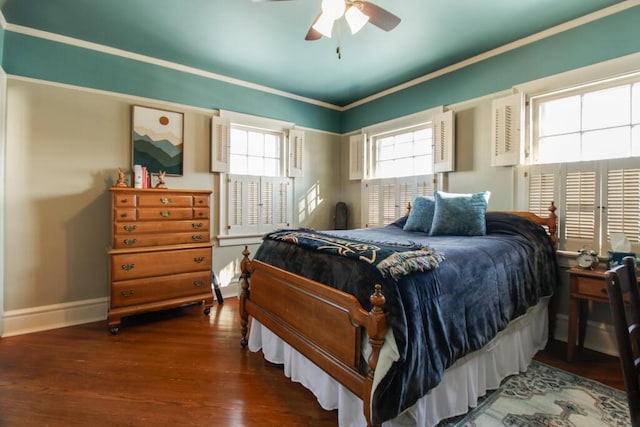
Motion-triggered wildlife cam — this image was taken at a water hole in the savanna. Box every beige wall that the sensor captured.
[4,78,340,315]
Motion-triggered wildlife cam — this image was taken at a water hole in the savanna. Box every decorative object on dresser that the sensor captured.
[107,187,214,334]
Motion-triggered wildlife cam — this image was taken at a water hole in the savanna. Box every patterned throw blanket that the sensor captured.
[264,229,445,280]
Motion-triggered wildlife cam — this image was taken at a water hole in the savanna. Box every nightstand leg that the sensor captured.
[567,296,579,361]
[578,300,588,348]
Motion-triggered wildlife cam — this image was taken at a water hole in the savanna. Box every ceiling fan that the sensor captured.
[254,0,401,41]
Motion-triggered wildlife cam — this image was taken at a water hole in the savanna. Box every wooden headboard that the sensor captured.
[404,200,558,248]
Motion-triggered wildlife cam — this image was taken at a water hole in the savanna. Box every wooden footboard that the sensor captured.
[239,202,558,426]
[239,247,387,426]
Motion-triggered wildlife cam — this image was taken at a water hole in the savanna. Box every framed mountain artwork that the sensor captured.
[132,105,184,176]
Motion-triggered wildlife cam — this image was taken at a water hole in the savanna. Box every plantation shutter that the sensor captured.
[491,93,524,167]
[224,175,258,236]
[398,178,414,219]
[416,175,435,197]
[528,165,558,218]
[288,129,304,177]
[364,181,382,228]
[226,175,246,234]
[433,110,455,173]
[604,159,640,252]
[246,177,260,234]
[210,116,230,173]
[261,178,274,229]
[562,162,599,251]
[382,180,398,225]
[274,177,292,229]
[349,133,365,180]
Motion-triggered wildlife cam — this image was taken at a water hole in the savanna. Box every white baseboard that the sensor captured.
[2,284,242,338]
[553,313,619,357]
[2,297,109,338]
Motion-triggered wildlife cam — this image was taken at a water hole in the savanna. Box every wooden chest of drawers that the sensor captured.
[107,188,214,334]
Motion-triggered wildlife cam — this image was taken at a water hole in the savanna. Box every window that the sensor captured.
[370,124,434,178]
[533,80,640,164]
[211,114,299,244]
[359,109,454,226]
[229,126,281,176]
[526,75,640,254]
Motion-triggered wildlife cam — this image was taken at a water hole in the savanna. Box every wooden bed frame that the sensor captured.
[239,202,557,426]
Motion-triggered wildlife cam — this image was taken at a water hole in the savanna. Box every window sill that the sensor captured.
[216,234,263,247]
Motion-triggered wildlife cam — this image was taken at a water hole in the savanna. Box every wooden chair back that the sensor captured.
[605,256,640,426]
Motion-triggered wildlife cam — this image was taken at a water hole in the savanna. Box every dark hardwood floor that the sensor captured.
[0,298,625,426]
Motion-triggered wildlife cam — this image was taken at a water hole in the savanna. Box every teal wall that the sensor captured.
[2,5,639,134]
[2,31,340,132]
[341,5,640,133]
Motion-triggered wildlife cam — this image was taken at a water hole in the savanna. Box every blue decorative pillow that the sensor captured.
[403,196,436,233]
[430,191,491,236]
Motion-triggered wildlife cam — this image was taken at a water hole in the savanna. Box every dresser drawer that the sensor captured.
[113,232,210,249]
[137,193,193,207]
[113,194,137,207]
[114,219,209,235]
[193,195,209,207]
[111,271,211,308]
[136,207,194,220]
[111,247,211,281]
[193,207,209,219]
[114,208,137,221]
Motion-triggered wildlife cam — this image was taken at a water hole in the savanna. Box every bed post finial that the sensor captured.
[547,201,558,248]
[240,245,252,348]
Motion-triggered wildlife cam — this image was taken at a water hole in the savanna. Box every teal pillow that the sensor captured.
[403,196,435,233]
[430,191,491,236]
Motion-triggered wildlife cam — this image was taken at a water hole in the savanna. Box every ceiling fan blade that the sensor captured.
[305,13,323,41]
[360,2,401,32]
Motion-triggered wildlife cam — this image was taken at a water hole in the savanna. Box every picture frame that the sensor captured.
[132,105,184,176]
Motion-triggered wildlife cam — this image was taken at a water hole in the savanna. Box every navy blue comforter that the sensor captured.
[253,212,559,424]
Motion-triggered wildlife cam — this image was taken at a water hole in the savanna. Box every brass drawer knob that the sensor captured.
[124,238,137,246]
[194,257,205,263]
[123,225,137,232]
[192,222,203,229]
[193,280,204,287]
[120,289,135,297]
[121,263,135,271]
[160,197,172,205]
[160,210,171,217]
[192,235,203,241]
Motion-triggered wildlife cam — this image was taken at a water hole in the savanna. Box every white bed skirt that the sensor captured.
[248,296,549,427]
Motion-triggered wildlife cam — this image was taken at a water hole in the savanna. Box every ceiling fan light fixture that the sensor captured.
[320,0,345,20]
[345,6,369,34]
[312,12,335,38]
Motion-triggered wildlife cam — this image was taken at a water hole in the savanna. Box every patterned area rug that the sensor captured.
[439,361,630,426]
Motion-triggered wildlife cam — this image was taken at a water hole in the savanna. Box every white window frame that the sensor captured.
[212,111,298,246]
[356,107,452,227]
[519,66,640,255]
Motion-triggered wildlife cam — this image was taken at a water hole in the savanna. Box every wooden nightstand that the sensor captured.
[567,265,638,361]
